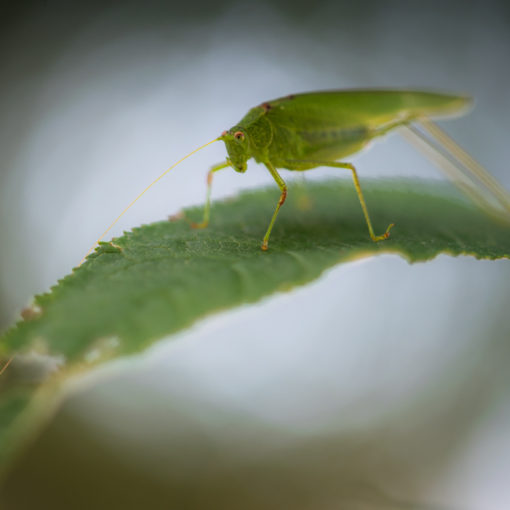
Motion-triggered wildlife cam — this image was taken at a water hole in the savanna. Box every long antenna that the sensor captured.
[79,137,220,266]
[401,122,510,222]
[419,118,510,215]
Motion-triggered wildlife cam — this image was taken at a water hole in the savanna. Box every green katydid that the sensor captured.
[3,89,510,377]
[82,88,510,262]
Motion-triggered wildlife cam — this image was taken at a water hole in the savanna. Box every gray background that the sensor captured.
[1,1,509,509]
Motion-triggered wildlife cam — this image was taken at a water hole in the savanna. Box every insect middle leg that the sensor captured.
[289,160,394,242]
[191,160,231,229]
[262,162,288,251]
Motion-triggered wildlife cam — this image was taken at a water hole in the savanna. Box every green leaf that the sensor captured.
[1,178,509,471]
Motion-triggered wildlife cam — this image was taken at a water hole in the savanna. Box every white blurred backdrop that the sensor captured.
[1,2,509,509]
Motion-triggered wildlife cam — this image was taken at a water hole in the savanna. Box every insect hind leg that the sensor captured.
[286,159,394,242]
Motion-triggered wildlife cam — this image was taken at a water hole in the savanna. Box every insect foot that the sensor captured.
[373,222,395,242]
[190,221,208,229]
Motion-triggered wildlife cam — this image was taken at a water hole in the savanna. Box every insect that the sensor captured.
[81,89,510,263]
[4,90,510,379]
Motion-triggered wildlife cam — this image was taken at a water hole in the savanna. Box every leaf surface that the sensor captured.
[1,179,509,470]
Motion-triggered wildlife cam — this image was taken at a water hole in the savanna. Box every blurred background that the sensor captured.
[1,1,509,508]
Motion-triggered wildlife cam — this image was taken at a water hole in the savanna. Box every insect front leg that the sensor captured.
[0,355,13,376]
[287,160,394,242]
[191,160,231,229]
[262,162,288,251]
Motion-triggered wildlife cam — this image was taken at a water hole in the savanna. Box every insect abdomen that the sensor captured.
[297,126,368,144]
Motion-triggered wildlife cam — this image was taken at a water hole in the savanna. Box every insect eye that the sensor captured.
[234,131,245,141]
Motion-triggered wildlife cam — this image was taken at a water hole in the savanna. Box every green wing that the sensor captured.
[264,89,472,131]
[256,90,471,166]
